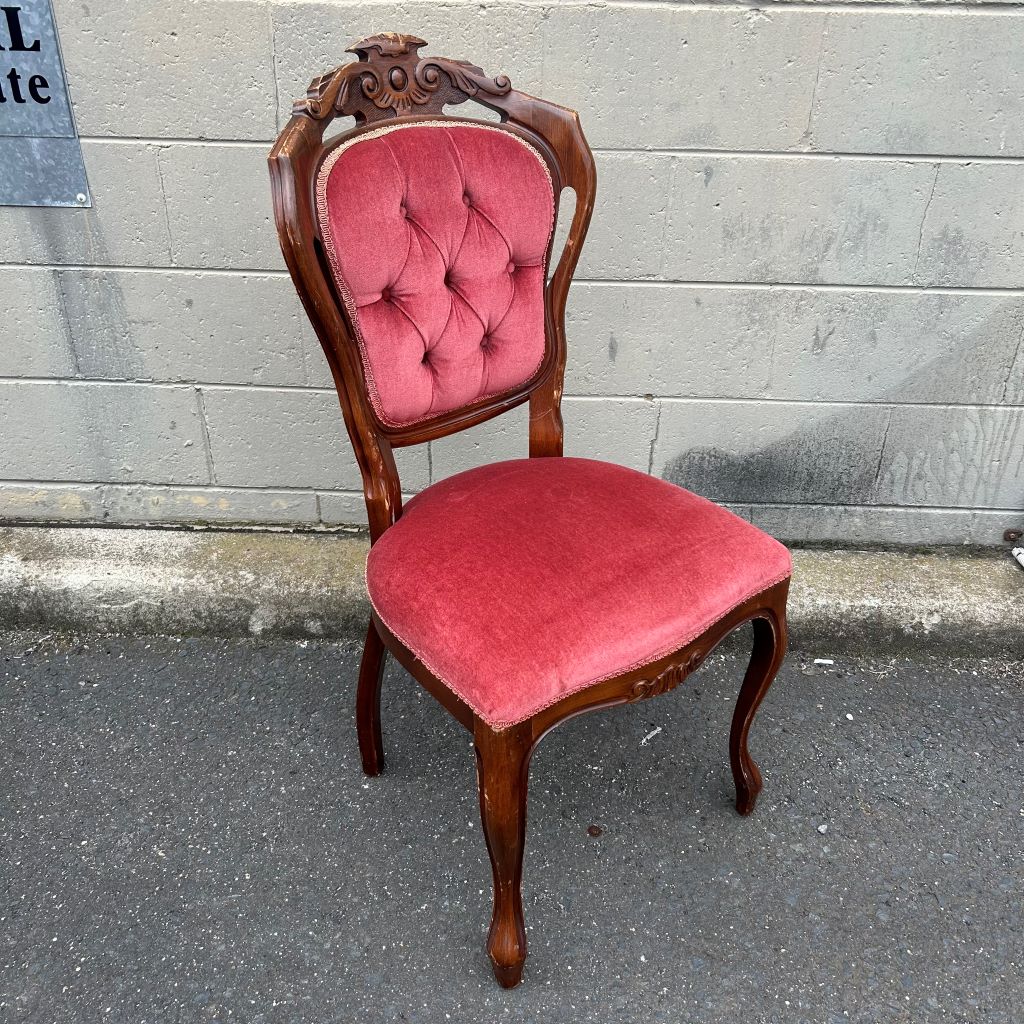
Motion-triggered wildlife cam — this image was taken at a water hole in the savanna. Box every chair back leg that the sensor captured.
[474,720,533,988]
[356,619,387,776]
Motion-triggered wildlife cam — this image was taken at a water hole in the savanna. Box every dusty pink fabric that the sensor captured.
[317,122,554,427]
[367,458,792,730]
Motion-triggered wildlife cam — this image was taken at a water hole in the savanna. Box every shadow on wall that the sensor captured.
[661,299,1024,512]
[665,414,885,507]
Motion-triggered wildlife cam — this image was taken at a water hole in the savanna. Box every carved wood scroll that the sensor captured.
[629,650,705,702]
[293,32,512,123]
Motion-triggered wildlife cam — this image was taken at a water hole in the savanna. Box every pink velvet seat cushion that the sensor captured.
[367,458,792,730]
[317,122,555,427]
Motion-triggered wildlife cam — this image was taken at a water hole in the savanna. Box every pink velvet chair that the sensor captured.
[269,33,791,988]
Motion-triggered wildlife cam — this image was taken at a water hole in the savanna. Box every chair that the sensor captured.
[268,33,791,988]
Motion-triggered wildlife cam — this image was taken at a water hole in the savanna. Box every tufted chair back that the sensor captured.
[269,34,596,539]
[317,122,555,427]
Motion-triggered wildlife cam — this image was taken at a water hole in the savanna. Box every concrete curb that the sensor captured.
[0,526,1021,658]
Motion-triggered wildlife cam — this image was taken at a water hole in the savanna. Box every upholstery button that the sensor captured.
[399,204,407,218]
[421,350,431,365]
[380,287,391,302]
[506,261,516,275]
[480,333,491,350]
[443,270,452,286]
[462,192,471,206]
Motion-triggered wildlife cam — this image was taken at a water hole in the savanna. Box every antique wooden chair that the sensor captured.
[268,33,791,988]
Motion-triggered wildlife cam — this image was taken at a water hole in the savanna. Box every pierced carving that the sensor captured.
[629,650,704,702]
[293,33,512,124]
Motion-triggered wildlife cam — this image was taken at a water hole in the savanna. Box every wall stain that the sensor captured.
[660,305,1024,516]
[663,413,888,507]
[812,324,836,355]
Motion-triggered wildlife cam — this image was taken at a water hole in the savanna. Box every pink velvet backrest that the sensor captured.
[316,121,556,428]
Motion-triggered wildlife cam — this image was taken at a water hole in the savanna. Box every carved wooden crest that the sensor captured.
[629,650,705,702]
[293,32,512,123]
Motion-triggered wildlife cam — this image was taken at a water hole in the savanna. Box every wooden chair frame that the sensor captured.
[268,33,789,989]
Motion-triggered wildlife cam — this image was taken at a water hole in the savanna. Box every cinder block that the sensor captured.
[429,397,658,481]
[812,14,1024,157]
[59,270,325,386]
[874,406,1024,510]
[428,403,530,483]
[54,0,277,140]
[318,489,418,527]
[0,142,170,266]
[0,381,208,484]
[0,269,76,377]
[566,283,770,399]
[662,155,938,286]
[761,289,1024,406]
[745,503,1022,548]
[317,490,372,527]
[654,399,891,505]
[0,482,103,523]
[271,2,545,133]
[566,284,1024,405]
[200,386,429,491]
[579,153,672,280]
[915,163,1024,289]
[158,143,281,270]
[563,397,658,472]
[541,5,820,152]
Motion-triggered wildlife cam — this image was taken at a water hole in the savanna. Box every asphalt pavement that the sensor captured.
[1,630,1021,1023]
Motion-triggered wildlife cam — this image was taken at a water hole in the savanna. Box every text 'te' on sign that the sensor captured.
[0,1,90,207]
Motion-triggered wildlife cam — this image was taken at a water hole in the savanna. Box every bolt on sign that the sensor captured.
[0,1,90,206]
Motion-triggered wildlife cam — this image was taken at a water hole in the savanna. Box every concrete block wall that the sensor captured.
[1,0,1022,544]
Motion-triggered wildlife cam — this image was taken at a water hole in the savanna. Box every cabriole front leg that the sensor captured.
[730,603,788,815]
[474,719,533,988]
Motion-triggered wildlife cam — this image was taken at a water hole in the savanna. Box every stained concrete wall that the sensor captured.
[1,0,1022,544]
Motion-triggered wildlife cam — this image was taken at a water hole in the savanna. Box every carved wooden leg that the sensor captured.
[474,719,533,988]
[730,607,788,816]
[356,619,386,777]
